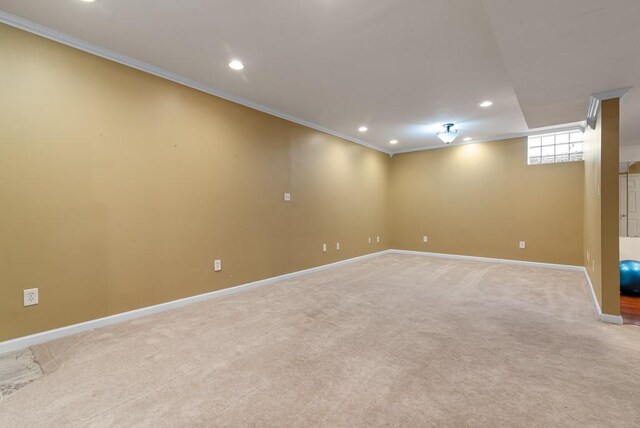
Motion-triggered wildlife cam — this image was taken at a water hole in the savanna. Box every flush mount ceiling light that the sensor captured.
[228,60,244,71]
[437,123,459,144]
[80,0,96,2]
[478,100,493,108]
[358,126,368,133]
[463,137,472,142]
[389,140,398,145]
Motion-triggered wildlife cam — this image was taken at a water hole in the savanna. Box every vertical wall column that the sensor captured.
[600,99,621,317]
[584,96,623,322]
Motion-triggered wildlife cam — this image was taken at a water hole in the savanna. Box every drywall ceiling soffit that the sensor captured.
[481,0,640,146]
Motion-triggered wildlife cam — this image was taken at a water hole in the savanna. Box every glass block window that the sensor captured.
[528,130,584,165]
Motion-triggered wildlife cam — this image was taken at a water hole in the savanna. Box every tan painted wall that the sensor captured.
[0,24,391,341]
[0,23,597,342]
[390,138,584,265]
[583,113,603,306]
[583,99,620,315]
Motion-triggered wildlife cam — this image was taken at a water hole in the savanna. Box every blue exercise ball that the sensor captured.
[620,260,640,296]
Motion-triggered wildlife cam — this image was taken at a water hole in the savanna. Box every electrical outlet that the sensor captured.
[214,259,222,272]
[587,250,591,262]
[368,237,372,244]
[519,241,526,249]
[336,242,340,250]
[283,193,291,201]
[23,288,39,306]
[322,243,327,252]
[376,236,380,243]
[423,236,428,243]
[592,259,596,271]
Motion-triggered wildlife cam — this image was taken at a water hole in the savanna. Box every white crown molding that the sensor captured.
[592,87,633,101]
[0,10,392,156]
[587,87,633,129]
[390,122,586,155]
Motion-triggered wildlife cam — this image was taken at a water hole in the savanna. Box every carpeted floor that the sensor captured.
[1,253,639,427]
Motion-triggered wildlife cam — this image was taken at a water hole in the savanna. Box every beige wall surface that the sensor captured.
[0,24,391,341]
[583,112,603,306]
[1,23,593,342]
[390,138,584,265]
[583,99,620,315]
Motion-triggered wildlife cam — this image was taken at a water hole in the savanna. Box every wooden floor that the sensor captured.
[620,295,640,326]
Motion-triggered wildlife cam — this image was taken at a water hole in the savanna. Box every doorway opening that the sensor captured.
[619,162,640,325]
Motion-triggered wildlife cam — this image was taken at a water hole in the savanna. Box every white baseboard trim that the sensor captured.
[1,248,625,354]
[581,267,624,325]
[389,249,584,271]
[599,313,624,324]
[389,249,624,324]
[0,250,393,355]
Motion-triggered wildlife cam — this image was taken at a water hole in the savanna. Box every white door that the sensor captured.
[621,174,628,236]
[628,174,640,237]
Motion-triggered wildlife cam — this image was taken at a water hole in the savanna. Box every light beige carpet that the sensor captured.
[1,254,639,427]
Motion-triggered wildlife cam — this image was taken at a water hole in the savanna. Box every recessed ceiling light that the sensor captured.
[389,140,398,145]
[229,60,244,71]
[463,137,472,142]
[478,100,493,108]
[358,126,368,133]
[81,0,96,2]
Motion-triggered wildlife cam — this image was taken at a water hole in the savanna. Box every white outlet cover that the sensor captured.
[322,243,327,252]
[519,241,526,249]
[423,236,428,243]
[23,288,39,306]
[376,236,380,242]
[368,237,372,244]
[336,242,340,250]
[283,193,291,201]
[214,259,222,272]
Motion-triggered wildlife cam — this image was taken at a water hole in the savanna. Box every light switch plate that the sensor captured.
[322,243,327,252]
[336,242,340,250]
[283,193,291,201]
[519,241,526,249]
[376,236,380,243]
[214,259,222,272]
[368,237,372,244]
[423,236,428,243]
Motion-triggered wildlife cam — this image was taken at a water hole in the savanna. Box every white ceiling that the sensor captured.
[482,0,640,147]
[0,0,638,153]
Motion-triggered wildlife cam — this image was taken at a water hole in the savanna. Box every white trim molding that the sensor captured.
[0,250,392,354]
[394,249,623,324]
[391,122,586,155]
[581,269,624,325]
[0,249,624,354]
[587,86,633,130]
[390,249,584,271]
[0,10,391,156]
